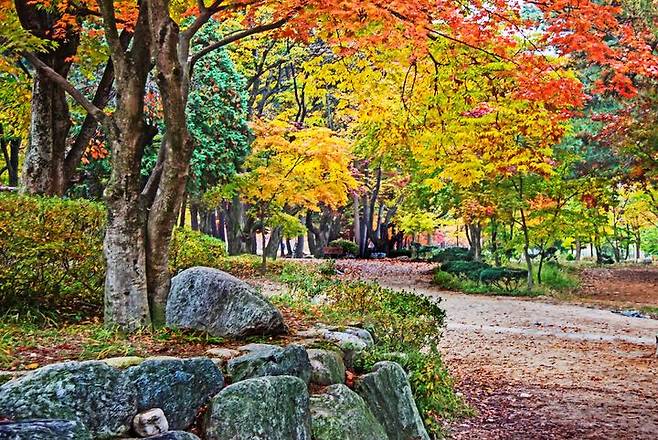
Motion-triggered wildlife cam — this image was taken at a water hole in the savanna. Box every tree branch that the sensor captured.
[190,17,288,67]
[23,52,108,125]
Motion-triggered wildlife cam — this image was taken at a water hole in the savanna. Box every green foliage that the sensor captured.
[431,247,473,263]
[328,239,359,256]
[431,271,463,290]
[479,267,527,291]
[187,24,252,195]
[641,227,658,256]
[539,264,579,291]
[168,227,227,274]
[0,193,106,322]
[274,264,467,435]
[440,260,491,281]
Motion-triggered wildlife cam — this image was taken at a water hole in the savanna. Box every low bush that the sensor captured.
[388,248,412,258]
[328,239,358,256]
[0,193,106,322]
[539,264,579,291]
[431,247,473,263]
[0,193,255,323]
[275,265,469,436]
[440,260,490,280]
[168,227,227,274]
[479,267,527,291]
[432,270,462,290]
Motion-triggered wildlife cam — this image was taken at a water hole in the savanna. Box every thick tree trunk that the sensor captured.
[294,234,305,258]
[226,196,249,255]
[21,72,71,195]
[575,238,581,261]
[103,128,151,331]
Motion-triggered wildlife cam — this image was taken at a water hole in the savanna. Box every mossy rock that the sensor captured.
[310,384,387,440]
[203,375,311,440]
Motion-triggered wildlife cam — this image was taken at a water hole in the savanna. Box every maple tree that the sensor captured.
[236,119,356,268]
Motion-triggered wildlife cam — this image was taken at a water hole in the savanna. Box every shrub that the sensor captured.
[168,227,227,274]
[0,193,106,321]
[479,267,527,291]
[539,264,579,291]
[388,248,412,258]
[432,270,462,290]
[440,260,490,281]
[328,239,358,256]
[431,247,472,263]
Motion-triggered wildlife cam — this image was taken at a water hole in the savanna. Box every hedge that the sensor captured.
[0,193,227,322]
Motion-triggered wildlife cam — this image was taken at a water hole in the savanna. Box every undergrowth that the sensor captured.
[273,264,471,437]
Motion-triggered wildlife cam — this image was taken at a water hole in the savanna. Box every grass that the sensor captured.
[432,262,580,298]
[638,306,658,319]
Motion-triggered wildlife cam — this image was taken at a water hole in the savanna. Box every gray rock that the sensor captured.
[0,361,137,439]
[354,362,429,440]
[203,375,311,440]
[125,357,223,431]
[124,432,200,440]
[166,267,285,338]
[342,327,374,346]
[310,384,387,440]
[307,349,345,385]
[227,344,311,384]
[132,408,168,437]
[0,420,91,440]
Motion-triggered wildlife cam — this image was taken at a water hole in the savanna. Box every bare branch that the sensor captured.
[23,52,108,125]
[190,17,288,66]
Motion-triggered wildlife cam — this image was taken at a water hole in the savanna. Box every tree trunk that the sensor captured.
[225,196,249,255]
[178,192,187,227]
[294,234,305,258]
[519,208,534,289]
[575,238,581,261]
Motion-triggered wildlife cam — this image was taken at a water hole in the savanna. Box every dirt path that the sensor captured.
[335,260,658,440]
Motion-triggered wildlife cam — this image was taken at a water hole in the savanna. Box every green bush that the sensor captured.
[0,194,234,323]
[275,265,468,435]
[479,267,527,291]
[388,248,412,258]
[432,270,462,290]
[539,264,579,291]
[168,227,227,274]
[0,193,106,321]
[328,239,358,256]
[440,260,490,280]
[431,247,472,263]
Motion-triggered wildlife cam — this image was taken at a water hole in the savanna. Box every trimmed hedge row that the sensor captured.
[0,193,226,322]
[438,259,528,291]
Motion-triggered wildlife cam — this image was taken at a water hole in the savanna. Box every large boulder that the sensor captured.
[307,349,345,386]
[0,420,91,440]
[354,361,429,440]
[125,357,223,430]
[166,267,286,338]
[227,344,311,384]
[0,361,137,439]
[203,375,311,440]
[310,384,387,440]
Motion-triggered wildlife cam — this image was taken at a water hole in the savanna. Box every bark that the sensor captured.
[294,234,305,258]
[575,238,581,261]
[190,203,199,231]
[178,192,187,227]
[466,223,482,261]
[0,137,20,186]
[225,196,249,254]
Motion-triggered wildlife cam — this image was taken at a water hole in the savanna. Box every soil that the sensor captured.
[335,259,658,440]
[575,266,658,308]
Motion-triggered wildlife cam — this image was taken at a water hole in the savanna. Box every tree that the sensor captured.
[237,119,356,268]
